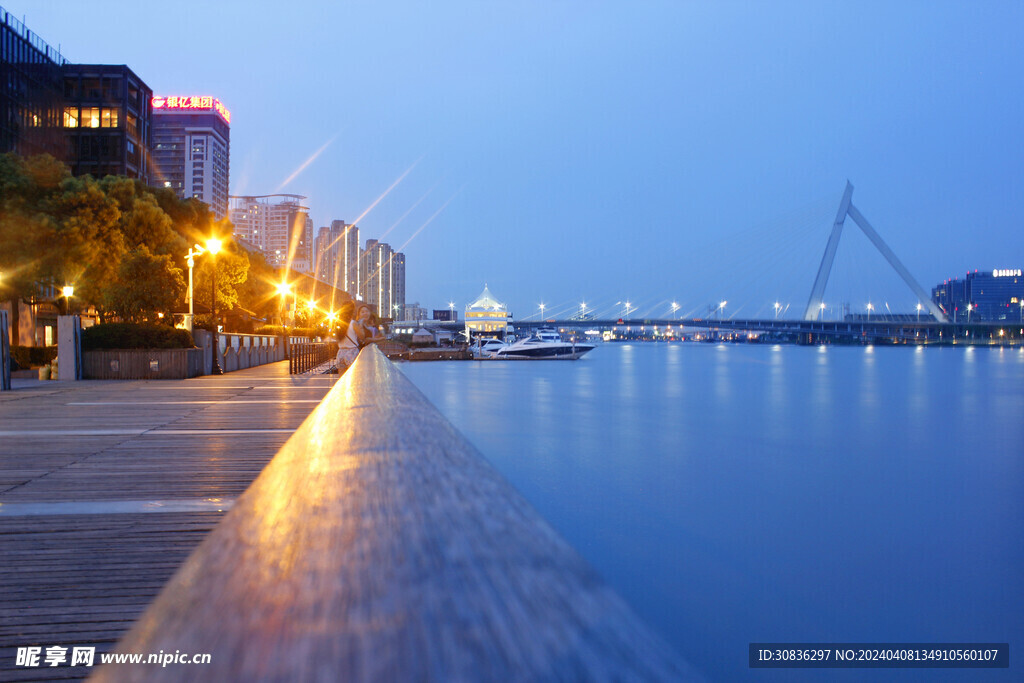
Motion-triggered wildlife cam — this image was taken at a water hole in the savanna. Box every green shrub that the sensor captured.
[82,323,194,350]
[10,345,58,368]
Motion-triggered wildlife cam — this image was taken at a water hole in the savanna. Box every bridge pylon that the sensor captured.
[804,182,947,322]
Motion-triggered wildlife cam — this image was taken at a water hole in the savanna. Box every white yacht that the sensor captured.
[493,328,595,360]
[472,338,509,358]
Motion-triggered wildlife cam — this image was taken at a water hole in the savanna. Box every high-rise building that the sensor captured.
[151,96,230,218]
[932,268,1024,323]
[314,220,360,297]
[0,6,66,157]
[61,64,152,182]
[360,239,406,319]
[228,194,313,272]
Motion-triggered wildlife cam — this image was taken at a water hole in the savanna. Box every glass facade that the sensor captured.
[932,269,1024,322]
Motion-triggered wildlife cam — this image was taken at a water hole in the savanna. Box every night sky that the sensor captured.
[14,1,1023,319]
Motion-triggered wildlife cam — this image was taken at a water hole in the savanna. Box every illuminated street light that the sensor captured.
[819,301,826,320]
[62,284,74,315]
[774,301,781,319]
[538,302,546,320]
[719,300,727,319]
[671,302,679,320]
[207,237,224,375]
[916,302,923,322]
[624,301,633,317]
[967,302,973,324]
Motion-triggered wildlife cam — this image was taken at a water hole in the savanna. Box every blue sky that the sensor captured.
[15,1,1023,319]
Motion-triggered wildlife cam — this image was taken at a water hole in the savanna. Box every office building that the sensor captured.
[151,95,230,218]
[932,268,1024,323]
[0,6,66,157]
[228,194,313,272]
[61,64,152,182]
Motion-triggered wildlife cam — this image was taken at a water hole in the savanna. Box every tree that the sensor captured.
[192,243,250,327]
[102,246,185,323]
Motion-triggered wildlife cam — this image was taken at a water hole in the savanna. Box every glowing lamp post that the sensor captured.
[774,301,781,319]
[206,238,223,375]
[671,302,679,320]
[539,302,546,321]
[62,285,74,315]
[916,303,923,322]
[718,300,727,320]
[967,303,973,324]
[185,244,207,332]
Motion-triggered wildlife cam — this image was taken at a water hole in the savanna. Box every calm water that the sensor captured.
[399,343,1024,681]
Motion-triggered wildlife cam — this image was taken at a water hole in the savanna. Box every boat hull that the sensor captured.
[494,343,595,360]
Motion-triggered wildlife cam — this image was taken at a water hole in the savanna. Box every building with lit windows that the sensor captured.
[932,268,1024,323]
[465,285,511,338]
[0,6,66,157]
[315,220,360,296]
[151,96,230,218]
[228,194,313,272]
[360,239,406,319]
[61,64,152,182]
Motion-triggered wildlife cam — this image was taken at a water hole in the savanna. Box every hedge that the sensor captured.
[81,323,194,350]
[10,345,58,369]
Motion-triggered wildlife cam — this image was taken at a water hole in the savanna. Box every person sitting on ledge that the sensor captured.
[335,303,385,372]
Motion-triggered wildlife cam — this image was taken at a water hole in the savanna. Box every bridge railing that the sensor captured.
[94,345,698,681]
[288,341,337,374]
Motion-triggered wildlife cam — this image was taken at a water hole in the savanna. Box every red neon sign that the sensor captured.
[152,96,231,124]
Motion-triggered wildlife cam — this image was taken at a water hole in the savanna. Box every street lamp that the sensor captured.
[774,301,781,319]
[62,284,74,315]
[185,244,206,332]
[624,301,633,318]
[967,302,973,324]
[207,238,223,375]
[580,301,587,319]
[719,300,727,319]
[916,302,923,322]
[448,301,455,320]
[819,301,827,320]
[538,302,546,321]
[671,301,679,320]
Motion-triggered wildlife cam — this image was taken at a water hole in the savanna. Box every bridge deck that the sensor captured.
[0,362,337,681]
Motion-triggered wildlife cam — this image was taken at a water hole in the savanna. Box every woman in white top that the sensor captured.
[335,303,382,372]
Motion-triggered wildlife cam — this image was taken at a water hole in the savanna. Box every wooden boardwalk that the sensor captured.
[0,362,336,681]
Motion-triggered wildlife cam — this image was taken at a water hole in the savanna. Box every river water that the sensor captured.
[399,343,1023,681]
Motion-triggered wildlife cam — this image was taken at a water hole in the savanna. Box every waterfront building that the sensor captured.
[150,95,230,218]
[465,285,511,338]
[932,268,1024,322]
[228,194,313,273]
[61,64,152,182]
[0,6,66,158]
[315,220,360,297]
[402,302,428,322]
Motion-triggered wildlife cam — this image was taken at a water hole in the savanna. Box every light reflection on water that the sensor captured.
[400,344,1024,681]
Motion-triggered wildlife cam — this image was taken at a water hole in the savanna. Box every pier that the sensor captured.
[0,352,698,681]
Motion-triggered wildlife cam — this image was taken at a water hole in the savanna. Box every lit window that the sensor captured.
[83,107,100,128]
[101,108,119,128]
[63,107,79,128]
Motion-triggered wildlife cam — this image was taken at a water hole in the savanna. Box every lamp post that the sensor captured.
[539,302,545,321]
[185,244,206,332]
[671,302,679,320]
[276,281,292,351]
[774,301,781,319]
[61,285,74,315]
[624,301,633,318]
[580,301,587,319]
[207,238,223,375]
[718,300,727,320]
[967,303,973,324]
[819,301,827,320]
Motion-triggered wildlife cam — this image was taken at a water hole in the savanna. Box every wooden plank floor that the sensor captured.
[0,362,336,681]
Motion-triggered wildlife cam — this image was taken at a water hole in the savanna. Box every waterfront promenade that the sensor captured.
[0,362,337,681]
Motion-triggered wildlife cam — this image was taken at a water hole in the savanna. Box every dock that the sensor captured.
[0,362,336,681]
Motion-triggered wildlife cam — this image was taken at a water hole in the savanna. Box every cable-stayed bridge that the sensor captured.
[419,183,1023,345]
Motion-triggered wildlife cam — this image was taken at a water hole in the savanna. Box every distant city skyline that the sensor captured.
[10,1,1024,317]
